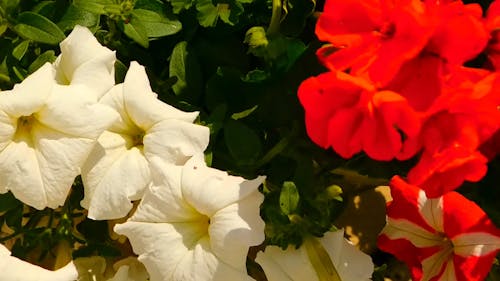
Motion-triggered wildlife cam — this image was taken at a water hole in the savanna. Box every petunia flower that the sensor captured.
[0,244,78,281]
[81,62,210,220]
[255,229,373,281]
[114,156,265,281]
[0,63,118,209]
[53,25,116,100]
[298,71,420,161]
[378,176,500,281]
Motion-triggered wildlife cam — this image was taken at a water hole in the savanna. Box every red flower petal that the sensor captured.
[378,177,500,281]
[408,148,488,197]
[363,91,421,160]
[316,0,434,86]
[426,2,488,65]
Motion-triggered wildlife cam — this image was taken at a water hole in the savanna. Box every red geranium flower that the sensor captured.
[424,1,488,66]
[407,147,488,197]
[404,72,499,196]
[298,71,420,160]
[378,176,500,281]
[315,0,435,86]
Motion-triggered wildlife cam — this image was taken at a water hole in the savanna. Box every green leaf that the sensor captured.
[0,0,19,13]
[0,192,21,212]
[73,0,113,15]
[170,0,193,13]
[118,18,149,48]
[114,59,128,83]
[135,0,166,13]
[169,41,203,101]
[195,0,242,27]
[0,23,7,36]
[224,119,262,165]
[58,3,100,32]
[131,9,181,38]
[279,181,299,215]
[13,12,65,45]
[28,50,56,73]
[241,69,270,83]
[32,0,57,18]
[231,105,258,120]
[5,206,22,230]
[195,0,219,27]
[12,40,29,60]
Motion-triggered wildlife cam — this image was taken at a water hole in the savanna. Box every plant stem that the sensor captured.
[267,0,282,35]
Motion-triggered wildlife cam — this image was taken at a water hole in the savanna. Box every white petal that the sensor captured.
[440,260,457,281]
[452,232,500,257]
[0,109,16,151]
[381,218,442,248]
[130,157,200,223]
[0,141,46,209]
[0,244,78,281]
[181,157,265,216]
[55,25,115,98]
[418,191,444,232]
[36,84,118,139]
[171,236,254,281]
[255,245,318,281]
[114,221,205,281]
[33,121,96,208]
[209,191,265,268]
[99,84,140,135]
[122,62,198,130]
[143,119,209,165]
[82,132,150,220]
[421,247,454,281]
[109,257,149,281]
[2,63,53,117]
[320,230,373,281]
[67,53,116,99]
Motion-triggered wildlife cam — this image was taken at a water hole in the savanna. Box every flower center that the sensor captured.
[131,131,145,147]
[379,22,396,40]
[14,114,36,142]
[18,115,35,131]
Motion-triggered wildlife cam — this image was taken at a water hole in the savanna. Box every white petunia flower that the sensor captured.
[0,244,78,281]
[0,63,118,209]
[255,229,374,281]
[81,62,209,220]
[53,25,116,100]
[114,156,265,281]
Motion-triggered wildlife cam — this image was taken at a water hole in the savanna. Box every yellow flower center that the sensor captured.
[18,115,35,131]
[131,131,145,147]
[14,114,36,145]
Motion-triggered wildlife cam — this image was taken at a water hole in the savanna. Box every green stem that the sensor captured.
[254,124,298,169]
[0,231,22,242]
[267,0,282,36]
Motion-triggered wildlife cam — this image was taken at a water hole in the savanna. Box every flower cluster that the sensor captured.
[0,26,266,281]
[299,0,500,279]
